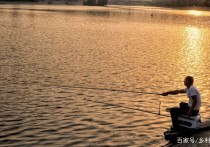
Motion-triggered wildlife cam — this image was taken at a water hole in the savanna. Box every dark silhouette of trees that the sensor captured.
[83,0,108,6]
[152,0,210,7]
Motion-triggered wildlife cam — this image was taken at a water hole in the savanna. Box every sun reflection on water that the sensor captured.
[187,10,202,16]
[182,26,204,75]
[185,27,202,53]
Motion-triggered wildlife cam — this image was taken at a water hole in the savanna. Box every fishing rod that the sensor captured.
[84,98,169,118]
[73,86,166,116]
[72,86,210,120]
[71,86,161,95]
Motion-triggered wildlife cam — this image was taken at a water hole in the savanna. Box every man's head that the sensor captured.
[184,76,194,87]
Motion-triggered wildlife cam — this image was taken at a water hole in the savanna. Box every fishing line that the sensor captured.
[72,86,210,120]
[73,86,167,117]
[84,98,170,118]
[71,86,161,95]
[84,98,210,120]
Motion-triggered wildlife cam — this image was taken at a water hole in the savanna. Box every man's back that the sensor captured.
[185,85,201,111]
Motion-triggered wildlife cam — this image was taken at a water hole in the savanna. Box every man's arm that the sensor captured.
[161,89,185,96]
[187,95,197,116]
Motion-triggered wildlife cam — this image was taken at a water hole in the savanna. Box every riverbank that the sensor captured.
[0,0,82,5]
[1,1,210,13]
[175,120,210,146]
[107,5,210,12]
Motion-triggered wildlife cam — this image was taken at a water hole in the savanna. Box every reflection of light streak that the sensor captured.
[188,10,202,16]
[186,27,202,52]
[184,26,203,73]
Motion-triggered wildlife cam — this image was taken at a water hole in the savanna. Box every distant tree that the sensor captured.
[204,0,210,6]
[87,0,96,5]
[97,0,108,6]
[83,0,108,6]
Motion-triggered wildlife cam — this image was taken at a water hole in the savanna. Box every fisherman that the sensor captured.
[161,76,201,132]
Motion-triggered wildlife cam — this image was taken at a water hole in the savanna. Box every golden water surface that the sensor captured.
[0,4,210,146]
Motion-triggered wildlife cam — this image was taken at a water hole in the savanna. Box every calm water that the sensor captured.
[0,4,210,146]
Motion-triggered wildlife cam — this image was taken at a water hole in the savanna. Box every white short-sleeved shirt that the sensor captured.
[185,85,201,111]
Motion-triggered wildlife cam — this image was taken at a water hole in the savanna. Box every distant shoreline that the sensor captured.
[0,1,82,5]
[0,2,210,12]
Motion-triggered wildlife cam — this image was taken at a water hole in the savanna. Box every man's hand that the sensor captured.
[187,109,192,117]
[161,92,168,96]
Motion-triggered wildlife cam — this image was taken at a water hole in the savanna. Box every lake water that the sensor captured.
[0,4,210,146]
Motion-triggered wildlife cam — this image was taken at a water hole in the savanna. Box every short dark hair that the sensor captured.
[185,76,194,84]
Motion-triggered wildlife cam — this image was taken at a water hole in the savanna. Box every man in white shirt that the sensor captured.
[161,76,201,131]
